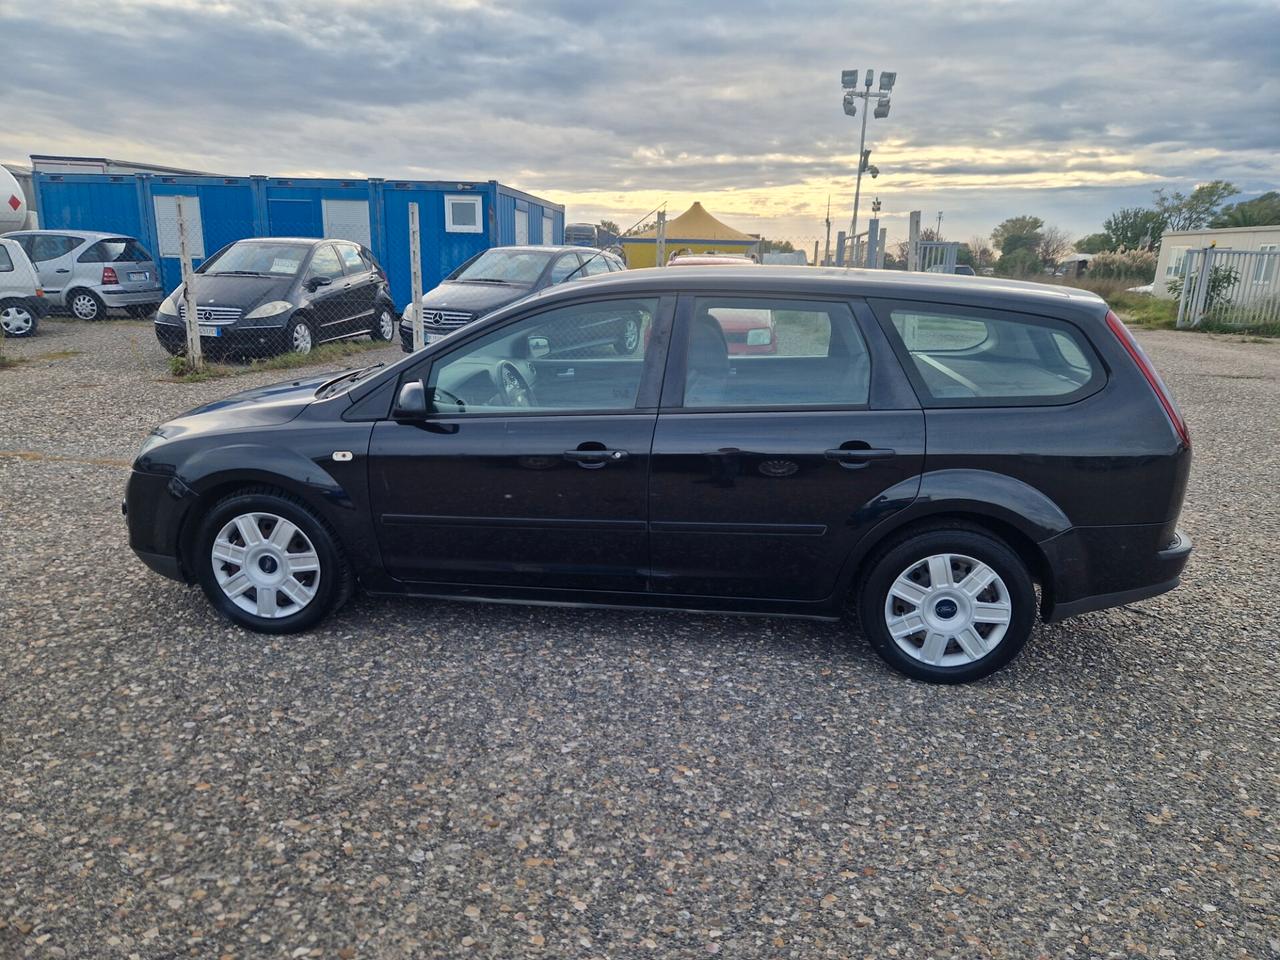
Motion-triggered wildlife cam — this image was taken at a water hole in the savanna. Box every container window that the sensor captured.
[446,195,483,234]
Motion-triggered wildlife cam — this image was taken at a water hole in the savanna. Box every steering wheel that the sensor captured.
[498,362,535,408]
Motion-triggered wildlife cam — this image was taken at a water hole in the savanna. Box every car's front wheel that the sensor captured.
[283,314,314,355]
[613,316,641,355]
[857,527,1036,683]
[194,489,352,633]
[0,299,38,337]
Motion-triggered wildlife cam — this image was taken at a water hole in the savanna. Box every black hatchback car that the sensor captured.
[155,237,398,358]
[126,267,1191,683]
[400,245,629,352]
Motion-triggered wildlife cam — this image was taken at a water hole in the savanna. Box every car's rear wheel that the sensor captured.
[194,489,352,633]
[613,315,641,355]
[371,303,395,341]
[857,528,1036,683]
[68,289,106,321]
[0,299,38,337]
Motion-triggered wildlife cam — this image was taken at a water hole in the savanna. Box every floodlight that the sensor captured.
[864,69,874,87]
[874,97,891,118]
[878,71,896,91]
[842,69,859,88]
[868,165,880,178]
[843,93,858,117]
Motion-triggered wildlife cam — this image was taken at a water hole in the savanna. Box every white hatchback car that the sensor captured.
[0,230,163,321]
[0,236,47,337]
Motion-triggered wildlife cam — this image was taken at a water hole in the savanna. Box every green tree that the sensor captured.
[1211,191,1280,228]
[598,219,621,236]
[1101,207,1166,250]
[1076,232,1112,254]
[1153,180,1239,232]
[756,238,796,254]
[995,247,1043,277]
[991,215,1044,256]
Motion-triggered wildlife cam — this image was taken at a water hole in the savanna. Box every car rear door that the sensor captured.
[336,241,378,334]
[366,292,674,592]
[647,294,924,603]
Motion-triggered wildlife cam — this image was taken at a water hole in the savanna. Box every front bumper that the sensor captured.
[27,296,52,318]
[156,317,290,356]
[399,320,459,352]
[124,468,196,583]
[1042,526,1192,621]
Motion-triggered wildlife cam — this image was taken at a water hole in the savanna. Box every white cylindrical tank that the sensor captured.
[0,166,33,233]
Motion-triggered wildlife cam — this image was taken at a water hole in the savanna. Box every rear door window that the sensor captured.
[872,299,1102,405]
[675,298,870,408]
[29,235,80,262]
[78,238,153,263]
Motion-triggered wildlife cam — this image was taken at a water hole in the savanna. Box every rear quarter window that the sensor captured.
[872,299,1103,406]
[0,246,12,272]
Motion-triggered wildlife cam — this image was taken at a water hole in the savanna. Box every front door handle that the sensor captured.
[564,448,630,467]
[825,447,896,466]
[55,268,70,273]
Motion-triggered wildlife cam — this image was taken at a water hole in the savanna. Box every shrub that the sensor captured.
[1087,248,1157,283]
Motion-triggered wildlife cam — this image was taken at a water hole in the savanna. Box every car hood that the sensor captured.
[159,372,335,439]
[420,280,532,315]
[188,273,295,312]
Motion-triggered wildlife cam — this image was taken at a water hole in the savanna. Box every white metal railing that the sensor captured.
[1175,247,1280,330]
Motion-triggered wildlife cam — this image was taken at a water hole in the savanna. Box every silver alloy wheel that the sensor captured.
[211,512,321,619]
[291,321,313,353]
[0,304,33,335]
[883,552,1013,667]
[378,309,395,340]
[71,293,99,320]
[622,318,640,351]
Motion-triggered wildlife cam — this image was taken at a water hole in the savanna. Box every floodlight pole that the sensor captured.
[849,80,871,267]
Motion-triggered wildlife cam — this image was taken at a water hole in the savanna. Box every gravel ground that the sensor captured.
[0,318,1277,959]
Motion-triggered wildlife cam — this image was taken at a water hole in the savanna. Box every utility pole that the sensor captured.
[841,68,895,267]
[935,210,943,238]
[823,195,832,267]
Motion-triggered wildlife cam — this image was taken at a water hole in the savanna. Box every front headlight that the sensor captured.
[158,290,181,315]
[746,327,773,346]
[245,300,294,320]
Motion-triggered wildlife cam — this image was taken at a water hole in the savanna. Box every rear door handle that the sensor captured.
[825,447,896,465]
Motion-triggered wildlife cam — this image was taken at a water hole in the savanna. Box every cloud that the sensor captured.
[2,0,1278,245]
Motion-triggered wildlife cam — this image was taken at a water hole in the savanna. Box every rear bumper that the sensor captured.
[99,287,164,307]
[1042,527,1192,622]
[27,296,52,318]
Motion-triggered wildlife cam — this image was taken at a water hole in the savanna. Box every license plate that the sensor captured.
[129,271,148,281]
[426,332,447,345]
[198,325,221,337]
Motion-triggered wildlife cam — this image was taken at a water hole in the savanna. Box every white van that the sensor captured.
[0,237,47,337]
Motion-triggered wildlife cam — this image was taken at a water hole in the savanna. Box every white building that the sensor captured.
[1155,224,1280,298]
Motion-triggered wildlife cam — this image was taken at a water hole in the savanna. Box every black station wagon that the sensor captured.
[125,267,1191,683]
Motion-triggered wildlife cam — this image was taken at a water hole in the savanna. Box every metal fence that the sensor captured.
[1175,247,1280,330]
[163,201,409,368]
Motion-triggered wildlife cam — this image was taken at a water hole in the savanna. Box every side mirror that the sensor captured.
[394,380,429,419]
[306,275,333,292]
[527,335,551,359]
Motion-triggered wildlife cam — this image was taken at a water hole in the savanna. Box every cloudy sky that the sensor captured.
[4,0,1278,249]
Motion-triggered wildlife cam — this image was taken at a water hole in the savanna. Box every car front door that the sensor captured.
[647,294,925,603]
[25,234,81,302]
[367,293,673,592]
[302,244,350,339]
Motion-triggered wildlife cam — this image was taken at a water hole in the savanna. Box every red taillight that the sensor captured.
[1105,309,1190,447]
[101,266,119,285]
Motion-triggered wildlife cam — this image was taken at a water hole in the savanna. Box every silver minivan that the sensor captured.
[0,230,163,320]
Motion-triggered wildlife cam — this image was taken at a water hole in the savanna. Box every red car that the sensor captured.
[667,255,777,354]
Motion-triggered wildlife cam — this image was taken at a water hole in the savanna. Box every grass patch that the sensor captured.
[1108,292,1178,329]
[32,349,83,361]
[164,338,388,383]
[0,354,21,371]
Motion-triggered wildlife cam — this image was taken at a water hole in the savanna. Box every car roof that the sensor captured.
[668,256,757,267]
[1,228,138,242]
[531,264,1109,312]
[232,237,342,245]
[487,244,609,255]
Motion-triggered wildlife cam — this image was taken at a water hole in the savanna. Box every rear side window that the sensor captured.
[29,235,80,262]
[336,244,365,273]
[78,238,152,263]
[0,246,12,272]
[680,298,870,408]
[874,300,1101,405]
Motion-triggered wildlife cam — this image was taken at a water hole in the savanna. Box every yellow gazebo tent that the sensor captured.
[620,201,759,268]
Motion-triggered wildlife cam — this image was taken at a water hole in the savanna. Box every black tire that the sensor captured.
[281,314,315,355]
[0,298,39,338]
[67,288,106,321]
[613,315,641,355]
[370,302,396,342]
[194,487,353,634]
[857,527,1036,684]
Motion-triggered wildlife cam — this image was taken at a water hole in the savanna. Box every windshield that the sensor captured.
[454,249,552,285]
[200,241,312,277]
